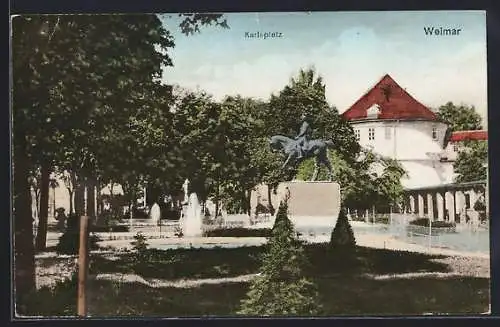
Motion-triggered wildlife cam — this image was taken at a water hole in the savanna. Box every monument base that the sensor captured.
[251,181,341,231]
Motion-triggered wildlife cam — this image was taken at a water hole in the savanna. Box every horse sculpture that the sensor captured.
[269,135,335,181]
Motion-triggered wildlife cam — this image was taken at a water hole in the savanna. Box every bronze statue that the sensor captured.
[269,117,336,181]
[295,116,311,159]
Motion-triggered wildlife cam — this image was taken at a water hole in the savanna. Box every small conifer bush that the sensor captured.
[238,199,321,316]
[330,206,356,251]
[131,232,149,261]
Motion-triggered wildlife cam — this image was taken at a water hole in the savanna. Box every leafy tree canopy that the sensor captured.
[437,101,483,131]
[453,140,488,183]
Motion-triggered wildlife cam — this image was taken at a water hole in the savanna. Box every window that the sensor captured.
[385,127,391,140]
[368,128,375,141]
[453,144,458,152]
[355,129,360,141]
[432,127,438,140]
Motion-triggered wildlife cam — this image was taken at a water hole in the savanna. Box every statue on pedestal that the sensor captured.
[269,114,336,181]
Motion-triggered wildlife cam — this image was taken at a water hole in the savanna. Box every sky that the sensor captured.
[160,11,488,126]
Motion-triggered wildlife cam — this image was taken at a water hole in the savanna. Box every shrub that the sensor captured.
[330,206,356,252]
[255,203,272,216]
[174,226,183,238]
[56,214,100,255]
[474,198,486,212]
[202,228,271,238]
[131,232,149,261]
[409,218,455,228]
[91,224,129,233]
[238,199,321,316]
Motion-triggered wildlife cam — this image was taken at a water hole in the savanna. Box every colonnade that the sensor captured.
[403,184,486,224]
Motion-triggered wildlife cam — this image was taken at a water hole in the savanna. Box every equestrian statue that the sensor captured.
[269,114,336,181]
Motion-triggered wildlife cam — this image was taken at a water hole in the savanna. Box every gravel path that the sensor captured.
[94,273,258,288]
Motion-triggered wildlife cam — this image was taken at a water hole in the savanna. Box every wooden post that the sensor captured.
[78,215,89,317]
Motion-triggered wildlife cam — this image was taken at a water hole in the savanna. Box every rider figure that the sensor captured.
[295,114,311,159]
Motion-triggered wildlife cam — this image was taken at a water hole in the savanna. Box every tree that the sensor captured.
[12,13,228,311]
[436,102,487,183]
[436,102,483,131]
[217,96,268,214]
[330,206,356,251]
[27,167,42,221]
[170,89,222,202]
[238,199,321,316]
[454,140,488,183]
[49,177,59,218]
[266,68,359,162]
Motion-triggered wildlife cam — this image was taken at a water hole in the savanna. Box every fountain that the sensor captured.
[150,202,161,225]
[181,192,203,237]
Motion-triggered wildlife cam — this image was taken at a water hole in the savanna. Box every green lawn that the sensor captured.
[90,244,452,280]
[26,243,490,317]
[84,276,488,317]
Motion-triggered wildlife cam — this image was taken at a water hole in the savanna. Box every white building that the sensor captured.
[341,74,488,222]
[342,74,455,190]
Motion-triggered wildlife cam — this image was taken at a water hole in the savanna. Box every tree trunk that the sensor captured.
[246,190,251,216]
[108,182,114,215]
[33,190,40,223]
[215,183,220,218]
[68,189,74,214]
[52,187,56,218]
[86,177,96,219]
[74,182,85,217]
[109,182,114,198]
[96,179,102,216]
[35,162,50,251]
[13,135,36,313]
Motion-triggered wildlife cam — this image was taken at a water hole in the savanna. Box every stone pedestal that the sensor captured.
[252,181,341,232]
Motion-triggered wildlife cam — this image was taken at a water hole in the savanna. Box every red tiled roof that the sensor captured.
[342,74,438,121]
[450,130,488,142]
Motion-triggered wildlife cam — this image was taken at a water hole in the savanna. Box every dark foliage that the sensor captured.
[409,218,456,228]
[203,227,271,238]
[56,214,100,254]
